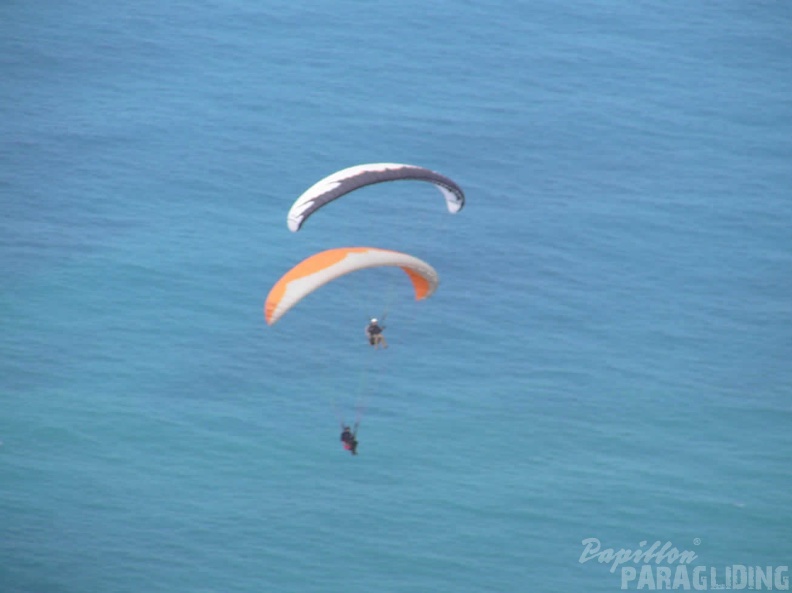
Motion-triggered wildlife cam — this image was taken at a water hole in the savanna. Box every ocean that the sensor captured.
[1,1,791,591]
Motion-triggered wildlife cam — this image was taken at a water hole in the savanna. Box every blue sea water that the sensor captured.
[2,1,791,591]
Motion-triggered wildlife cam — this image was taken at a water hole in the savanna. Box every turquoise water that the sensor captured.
[2,1,791,591]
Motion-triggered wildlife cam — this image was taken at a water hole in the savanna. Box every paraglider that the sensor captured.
[365,318,387,349]
[286,163,465,232]
[264,247,440,456]
[340,423,359,455]
[267,162,465,456]
[264,247,439,326]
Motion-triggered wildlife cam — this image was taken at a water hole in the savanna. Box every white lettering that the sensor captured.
[776,566,790,591]
[757,566,773,589]
[693,566,707,591]
[673,565,691,590]
[621,567,637,590]
[579,538,601,563]
[637,565,655,589]
[656,566,672,589]
[579,539,697,574]
[732,565,747,590]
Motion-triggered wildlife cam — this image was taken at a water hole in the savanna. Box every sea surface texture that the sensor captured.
[2,1,790,592]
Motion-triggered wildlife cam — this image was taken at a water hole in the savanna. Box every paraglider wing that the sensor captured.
[287,163,465,232]
[265,247,439,325]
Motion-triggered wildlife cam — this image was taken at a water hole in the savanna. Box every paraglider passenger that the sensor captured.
[365,318,387,349]
[340,425,358,455]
